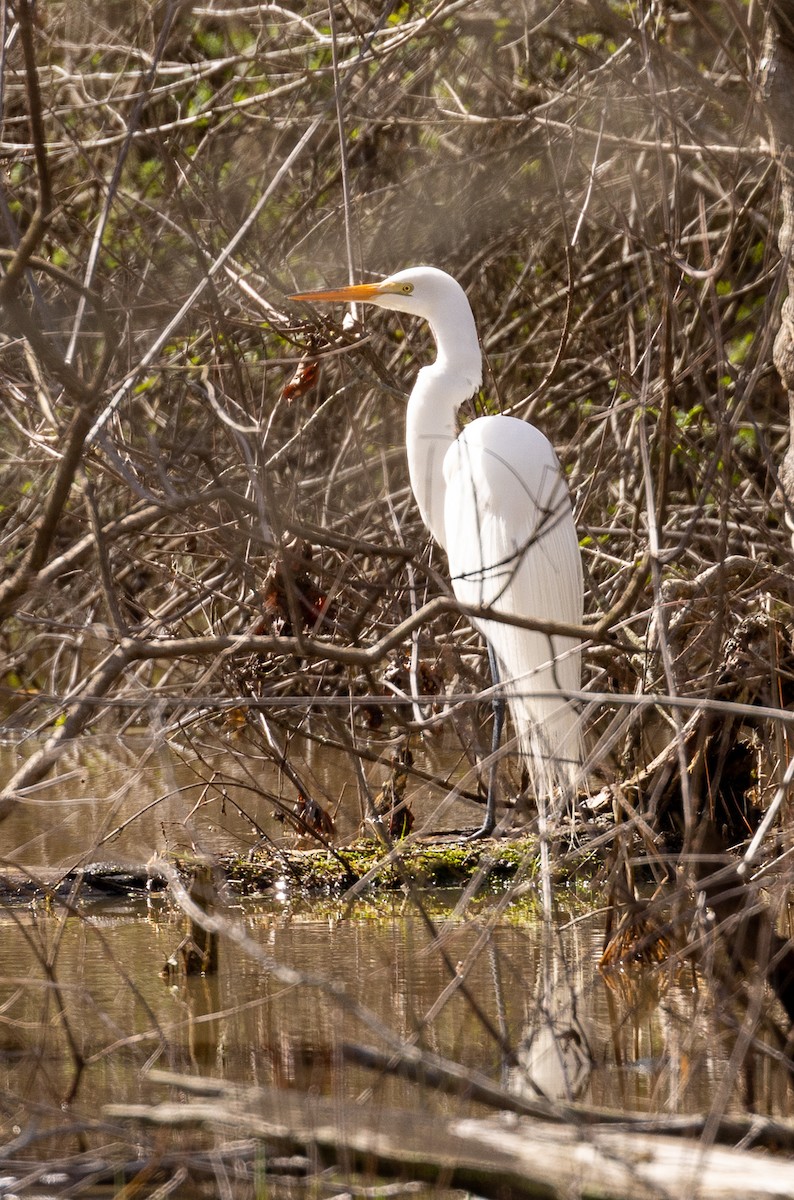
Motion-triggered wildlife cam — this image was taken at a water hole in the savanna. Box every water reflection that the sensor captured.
[0,890,790,1135]
[508,927,594,1102]
[0,731,480,871]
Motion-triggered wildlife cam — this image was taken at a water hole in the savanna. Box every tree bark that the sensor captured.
[762,2,794,517]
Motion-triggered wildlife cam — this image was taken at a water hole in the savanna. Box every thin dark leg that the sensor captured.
[467,644,504,839]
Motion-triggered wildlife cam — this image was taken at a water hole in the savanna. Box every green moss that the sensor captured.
[220,836,546,898]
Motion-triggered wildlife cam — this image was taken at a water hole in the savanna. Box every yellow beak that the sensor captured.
[289,281,382,303]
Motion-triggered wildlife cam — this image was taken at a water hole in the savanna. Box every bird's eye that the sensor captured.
[400,283,413,294]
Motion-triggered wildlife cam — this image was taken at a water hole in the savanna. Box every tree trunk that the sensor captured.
[762,2,794,519]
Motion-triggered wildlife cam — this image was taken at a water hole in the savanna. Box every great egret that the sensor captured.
[291,266,583,837]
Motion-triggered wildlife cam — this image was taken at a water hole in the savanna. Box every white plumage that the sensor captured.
[291,266,583,833]
[444,415,582,790]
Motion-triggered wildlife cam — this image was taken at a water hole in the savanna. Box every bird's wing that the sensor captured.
[443,415,582,782]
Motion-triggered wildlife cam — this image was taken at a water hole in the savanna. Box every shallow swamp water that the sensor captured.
[1,733,793,1194]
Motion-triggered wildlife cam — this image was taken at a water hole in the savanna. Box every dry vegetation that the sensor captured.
[3,0,794,1194]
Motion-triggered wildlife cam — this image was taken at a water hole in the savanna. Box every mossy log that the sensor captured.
[221,835,544,896]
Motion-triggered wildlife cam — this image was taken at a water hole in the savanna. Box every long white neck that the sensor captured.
[404,292,482,548]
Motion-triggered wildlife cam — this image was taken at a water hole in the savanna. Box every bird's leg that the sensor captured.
[467,644,504,840]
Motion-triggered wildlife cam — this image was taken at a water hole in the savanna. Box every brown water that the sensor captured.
[0,730,479,869]
[1,886,790,1143]
[0,734,791,1155]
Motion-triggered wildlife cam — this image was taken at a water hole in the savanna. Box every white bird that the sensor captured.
[291,266,583,837]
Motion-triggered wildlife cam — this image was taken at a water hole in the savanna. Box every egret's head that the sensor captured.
[290,266,481,386]
[290,266,467,321]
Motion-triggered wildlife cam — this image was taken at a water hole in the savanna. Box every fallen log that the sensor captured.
[106,1072,794,1200]
[341,1041,794,1154]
